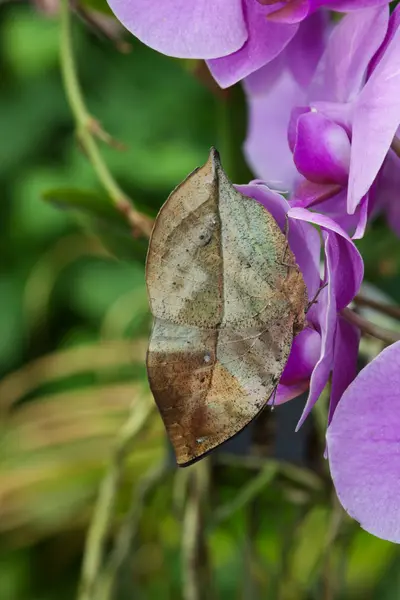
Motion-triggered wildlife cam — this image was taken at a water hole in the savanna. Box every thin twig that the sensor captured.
[77,397,154,600]
[341,307,400,345]
[182,459,213,600]
[322,494,345,600]
[59,0,153,238]
[242,502,260,600]
[99,461,171,600]
[210,463,277,528]
[216,453,322,492]
[72,1,132,53]
[354,294,400,321]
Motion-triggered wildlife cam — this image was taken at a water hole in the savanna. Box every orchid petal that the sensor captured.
[296,235,336,429]
[291,180,343,209]
[207,0,298,88]
[310,7,389,102]
[352,194,369,239]
[328,315,360,423]
[285,207,364,428]
[288,107,310,152]
[281,327,322,384]
[289,207,364,308]
[292,112,351,185]
[327,341,400,543]
[368,4,400,76]
[274,328,321,406]
[244,55,286,96]
[267,0,310,24]
[274,381,310,405]
[349,24,400,213]
[291,184,369,239]
[377,151,400,237]
[323,0,391,10]
[107,0,247,59]
[245,72,304,190]
[285,10,328,87]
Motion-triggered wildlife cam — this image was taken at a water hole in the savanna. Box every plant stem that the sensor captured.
[217,85,253,184]
[216,454,322,492]
[59,0,153,237]
[211,463,277,528]
[182,459,213,600]
[342,307,400,345]
[322,494,345,600]
[77,397,154,600]
[354,294,400,321]
[99,461,170,600]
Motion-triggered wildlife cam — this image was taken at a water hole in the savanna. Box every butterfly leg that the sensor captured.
[306,282,328,312]
[269,386,278,411]
[280,213,296,270]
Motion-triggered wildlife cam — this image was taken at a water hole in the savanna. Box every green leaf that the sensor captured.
[0,277,25,374]
[42,187,130,232]
[211,464,278,527]
[79,0,114,15]
[2,10,59,78]
[43,187,149,261]
[288,506,330,590]
[64,257,146,322]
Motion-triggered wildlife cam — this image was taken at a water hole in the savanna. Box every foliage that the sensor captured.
[1,4,400,600]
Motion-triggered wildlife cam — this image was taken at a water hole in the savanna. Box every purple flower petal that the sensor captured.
[348,24,400,213]
[327,341,400,543]
[267,0,310,24]
[287,207,363,428]
[274,381,310,404]
[245,55,286,96]
[288,107,310,152]
[328,315,360,423]
[368,4,400,77]
[291,181,344,211]
[244,72,305,189]
[311,101,353,133]
[285,10,328,87]
[377,150,400,236]
[292,112,351,185]
[282,327,322,382]
[107,0,247,59]
[295,235,336,429]
[323,0,391,10]
[352,193,369,239]
[207,0,298,88]
[291,185,368,239]
[274,328,321,405]
[245,10,328,94]
[287,217,321,301]
[289,207,364,308]
[310,7,389,102]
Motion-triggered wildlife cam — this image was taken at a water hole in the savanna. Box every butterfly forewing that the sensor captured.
[146,149,307,466]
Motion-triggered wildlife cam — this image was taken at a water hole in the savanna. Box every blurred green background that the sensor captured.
[2,5,400,600]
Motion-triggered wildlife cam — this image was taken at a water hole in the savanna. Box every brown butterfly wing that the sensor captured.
[146,149,307,466]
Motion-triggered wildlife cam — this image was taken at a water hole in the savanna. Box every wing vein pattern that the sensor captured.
[146,150,308,465]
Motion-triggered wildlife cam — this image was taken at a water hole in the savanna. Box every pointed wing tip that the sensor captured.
[208,146,221,170]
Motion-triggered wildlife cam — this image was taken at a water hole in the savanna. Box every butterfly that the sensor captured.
[146,148,307,466]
